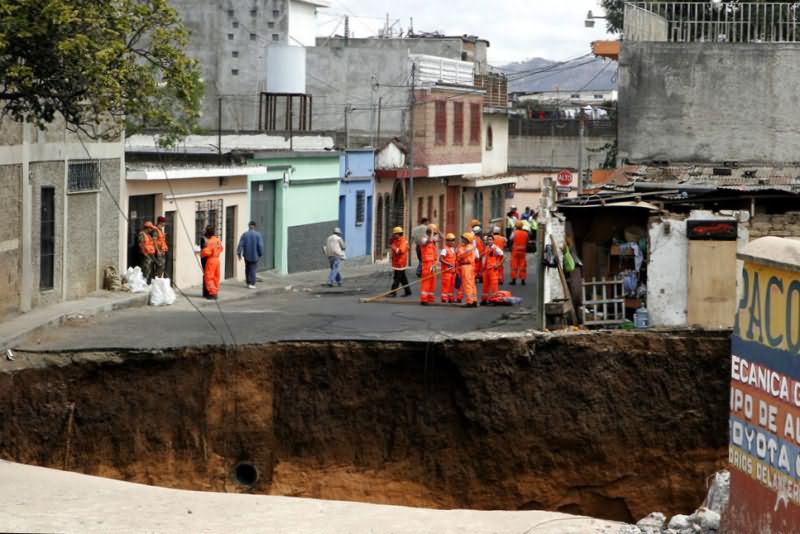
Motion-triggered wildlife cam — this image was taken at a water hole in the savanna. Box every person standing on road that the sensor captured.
[237,221,264,289]
[505,206,518,241]
[200,225,223,300]
[153,216,169,278]
[457,232,479,307]
[137,220,157,283]
[439,233,458,303]
[510,220,528,286]
[419,223,439,305]
[389,227,411,297]
[492,226,507,285]
[411,217,429,275]
[325,227,346,287]
[481,234,504,305]
[471,220,485,283]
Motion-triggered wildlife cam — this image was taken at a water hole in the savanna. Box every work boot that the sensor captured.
[510,280,516,285]
[403,290,412,297]
[521,280,526,286]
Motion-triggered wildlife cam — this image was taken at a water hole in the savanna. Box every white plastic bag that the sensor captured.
[123,266,149,293]
[149,277,176,306]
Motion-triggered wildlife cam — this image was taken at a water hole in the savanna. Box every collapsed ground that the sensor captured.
[0,330,730,523]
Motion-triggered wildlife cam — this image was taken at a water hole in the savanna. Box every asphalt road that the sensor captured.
[18,274,538,351]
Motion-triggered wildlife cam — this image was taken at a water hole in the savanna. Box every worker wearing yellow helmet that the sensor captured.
[439,232,458,303]
[389,226,411,297]
[457,232,480,307]
[511,219,528,285]
[418,222,440,304]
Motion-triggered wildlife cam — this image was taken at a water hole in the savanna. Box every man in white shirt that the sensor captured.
[325,227,346,287]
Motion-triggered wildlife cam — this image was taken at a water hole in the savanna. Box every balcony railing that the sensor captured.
[509,118,617,138]
[625,1,800,42]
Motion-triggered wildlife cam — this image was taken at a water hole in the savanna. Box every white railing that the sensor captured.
[626,1,800,42]
[411,54,475,87]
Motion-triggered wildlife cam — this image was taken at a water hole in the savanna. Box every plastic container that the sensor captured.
[634,306,649,329]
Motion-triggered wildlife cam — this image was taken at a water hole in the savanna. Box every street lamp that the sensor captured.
[585,10,607,28]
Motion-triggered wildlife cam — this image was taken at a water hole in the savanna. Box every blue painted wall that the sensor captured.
[339,149,375,259]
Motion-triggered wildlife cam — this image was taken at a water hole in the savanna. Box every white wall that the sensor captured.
[482,114,509,177]
[288,0,318,47]
[647,210,750,327]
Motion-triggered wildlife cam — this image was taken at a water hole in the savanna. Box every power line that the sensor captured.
[577,60,615,92]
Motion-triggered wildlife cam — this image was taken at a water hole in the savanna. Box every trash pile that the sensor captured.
[620,471,728,534]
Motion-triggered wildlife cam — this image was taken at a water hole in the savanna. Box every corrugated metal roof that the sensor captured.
[604,165,800,193]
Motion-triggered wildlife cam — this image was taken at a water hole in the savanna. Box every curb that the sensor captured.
[1,293,149,351]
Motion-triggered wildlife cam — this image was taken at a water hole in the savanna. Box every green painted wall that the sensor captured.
[247,153,340,274]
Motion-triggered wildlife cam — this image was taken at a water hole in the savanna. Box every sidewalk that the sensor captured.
[0,261,391,351]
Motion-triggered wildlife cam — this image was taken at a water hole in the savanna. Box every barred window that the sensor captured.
[195,199,224,246]
[355,190,366,226]
[67,160,100,193]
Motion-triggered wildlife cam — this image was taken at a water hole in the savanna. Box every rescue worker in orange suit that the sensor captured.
[482,234,506,305]
[492,226,507,285]
[153,215,169,278]
[199,225,224,300]
[137,220,157,283]
[439,233,458,303]
[389,226,412,297]
[457,232,479,307]
[510,220,528,285]
[419,223,439,305]
[471,220,485,283]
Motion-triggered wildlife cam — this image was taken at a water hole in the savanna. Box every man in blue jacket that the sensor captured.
[236,221,265,289]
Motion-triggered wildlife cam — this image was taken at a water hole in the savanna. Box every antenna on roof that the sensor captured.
[409,17,414,37]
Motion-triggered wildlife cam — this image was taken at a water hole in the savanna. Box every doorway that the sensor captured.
[40,187,55,290]
[164,211,176,280]
[366,195,373,256]
[225,205,237,279]
[338,194,347,240]
[127,194,155,268]
[250,180,276,271]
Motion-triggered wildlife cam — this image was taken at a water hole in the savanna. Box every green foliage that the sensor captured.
[0,0,202,145]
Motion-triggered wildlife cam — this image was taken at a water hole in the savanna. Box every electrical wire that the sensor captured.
[577,59,615,92]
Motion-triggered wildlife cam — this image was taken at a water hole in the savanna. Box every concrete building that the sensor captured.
[168,0,328,132]
[247,151,341,274]
[124,156,258,290]
[513,89,618,105]
[0,119,125,321]
[339,149,374,262]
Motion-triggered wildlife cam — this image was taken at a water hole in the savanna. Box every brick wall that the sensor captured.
[0,164,21,320]
[749,212,800,239]
[414,91,483,167]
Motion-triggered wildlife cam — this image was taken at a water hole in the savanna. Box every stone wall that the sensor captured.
[0,164,21,320]
[748,212,800,239]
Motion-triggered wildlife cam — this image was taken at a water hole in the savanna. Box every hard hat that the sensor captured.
[445,232,456,240]
[515,220,524,228]
[427,223,438,232]
[492,226,501,234]
[470,219,481,227]
[462,231,475,242]
[472,225,481,233]
[392,226,404,234]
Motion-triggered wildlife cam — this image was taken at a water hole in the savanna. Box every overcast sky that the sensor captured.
[316,0,618,65]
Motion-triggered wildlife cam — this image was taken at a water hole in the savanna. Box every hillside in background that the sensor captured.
[498,55,617,94]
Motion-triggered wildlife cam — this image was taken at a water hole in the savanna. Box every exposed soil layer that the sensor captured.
[0,331,731,522]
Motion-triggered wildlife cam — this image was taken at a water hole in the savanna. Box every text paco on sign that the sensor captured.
[728,237,800,533]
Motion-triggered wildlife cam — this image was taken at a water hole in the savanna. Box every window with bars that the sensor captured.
[434,100,447,145]
[453,102,464,145]
[491,188,503,219]
[195,199,224,246]
[469,103,481,145]
[67,160,100,193]
[355,190,366,225]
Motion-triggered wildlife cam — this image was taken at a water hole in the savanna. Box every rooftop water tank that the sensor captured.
[266,46,306,94]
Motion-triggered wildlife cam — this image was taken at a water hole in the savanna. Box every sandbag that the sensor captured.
[149,277,176,306]
[123,266,149,293]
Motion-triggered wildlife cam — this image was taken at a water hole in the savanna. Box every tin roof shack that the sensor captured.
[579,164,800,328]
[556,200,657,327]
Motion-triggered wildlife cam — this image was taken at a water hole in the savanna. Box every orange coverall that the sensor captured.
[457,244,478,305]
[511,229,528,282]
[474,237,486,282]
[201,235,224,297]
[481,243,504,303]
[439,244,457,303]
[419,238,438,303]
[493,234,507,284]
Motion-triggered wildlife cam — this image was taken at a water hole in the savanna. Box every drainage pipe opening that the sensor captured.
[233,462,258,486]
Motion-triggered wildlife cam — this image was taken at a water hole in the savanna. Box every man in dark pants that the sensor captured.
[236,221,265,289]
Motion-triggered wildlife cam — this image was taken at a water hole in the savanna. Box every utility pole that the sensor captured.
[344,104,351,149]
[217,96,223,164]
[376,97,383,145]
[577,110,585,196]
[406,61,416,265]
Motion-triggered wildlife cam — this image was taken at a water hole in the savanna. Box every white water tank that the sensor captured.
[266,46,306,94]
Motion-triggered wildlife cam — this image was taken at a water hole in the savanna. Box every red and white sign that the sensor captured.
[557,169,573,187]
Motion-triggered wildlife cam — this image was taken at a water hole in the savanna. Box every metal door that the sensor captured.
[338,195,346,240]
[165,211,176,280]
[250,180,275,271]
[225,205,236,279]
[446,186,458,232]
[40,187,55,289]
[366,195,373,255]
[127,194,155,268]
